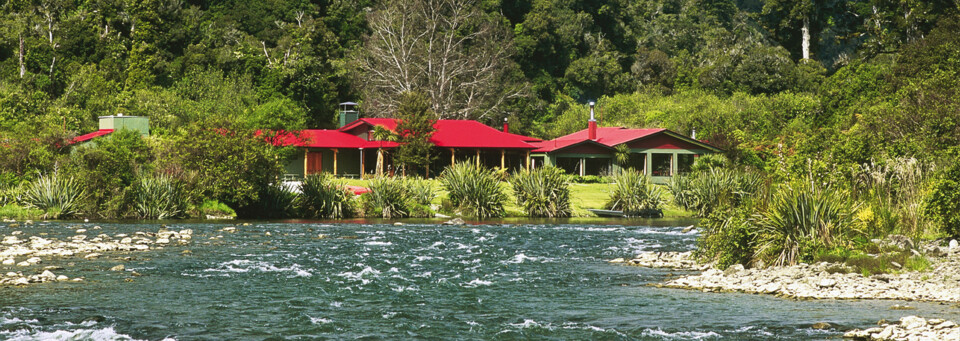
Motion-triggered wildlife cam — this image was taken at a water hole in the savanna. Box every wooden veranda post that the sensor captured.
[359,148,365,176]
[475,149,480,167]
[500,149,505,170]
[525,151,530,171]
[333,148,339,175]
[450,148,455,166]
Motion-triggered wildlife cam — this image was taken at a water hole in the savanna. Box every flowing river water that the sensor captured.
[2,220,960,340]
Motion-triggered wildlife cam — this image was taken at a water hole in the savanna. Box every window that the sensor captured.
[651,154,672,176]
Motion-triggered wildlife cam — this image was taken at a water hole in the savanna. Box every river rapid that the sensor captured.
[2,220,959,340]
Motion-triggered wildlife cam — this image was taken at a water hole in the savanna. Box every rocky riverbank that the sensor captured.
[843,316,960,340]
[0,224,193,286]
[613,248,960,302]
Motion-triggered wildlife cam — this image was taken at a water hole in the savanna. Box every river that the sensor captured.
[2,220,959,340]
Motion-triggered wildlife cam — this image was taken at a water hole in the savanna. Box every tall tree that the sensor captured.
[359,0,523,120]
[392,91,437,175]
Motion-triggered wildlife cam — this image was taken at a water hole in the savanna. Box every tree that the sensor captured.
[358,0,523,120]
[392,92,437,175]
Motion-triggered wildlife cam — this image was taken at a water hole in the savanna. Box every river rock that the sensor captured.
[56,275,68,281]
[110,265,125,271]
[2,259,14,265]
[84,253,102,259]
[76,229,87,234]
[844,316,960,340]
[817,278,836,288]
[724,264,744,276]
[443,218,466,226]
[951,240,959,254]
[681,225,696,233]
[812,322,832,330]
[38,270,56,281]
[222,227,236,233]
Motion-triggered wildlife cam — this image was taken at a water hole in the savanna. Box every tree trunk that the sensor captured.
[801,17,810,60]
[19,34,25,78]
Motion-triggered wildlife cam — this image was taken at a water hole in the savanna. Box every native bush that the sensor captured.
[696,207,756,269]
[22,171,85,219]
[65,129,153,217]
[855,157,933,237]
[404,178,435,218]
[927,162,960,238]
[669,168,764,217]
[605,169,665,217]
[133,174,189,219]
[510,166,572,218]
[298,173,356,219]
[441,163,506,218]
[690,154,729,173]
[243,182,298,219]
[754,183,858,266]
[363,177,434,218]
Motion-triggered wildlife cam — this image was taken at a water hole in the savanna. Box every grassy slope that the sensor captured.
[340,178,694,218]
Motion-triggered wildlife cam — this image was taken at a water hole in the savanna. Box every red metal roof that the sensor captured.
[269,130,401,149]
[71,129,114,144]
[339,118,537,149]
[533,127,721,153]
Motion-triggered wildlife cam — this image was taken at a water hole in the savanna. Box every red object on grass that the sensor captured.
[345,185,371,195]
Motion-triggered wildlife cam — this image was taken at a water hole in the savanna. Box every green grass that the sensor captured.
[0,204,44,220]
[340,177,695,218]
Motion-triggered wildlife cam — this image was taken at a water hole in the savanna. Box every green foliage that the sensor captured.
[22,171,85,219]
[199,200,236,218]
[927,161,960,238]
[64,130,153,218]
[171,120,284,216]
[0,204,44,220]
[133,174,188,219]
[441,163,507,218]
[510,166,572,218]
[690,154,729,173]
[363,176,435,219]
[246,183,298,219]
[854,157,932,238]
[298,174,356,219]
[669,168,764,217]
[605,169,665,217]
[754,182,858,266]
[697,208,756,269]
[393,92,438,175]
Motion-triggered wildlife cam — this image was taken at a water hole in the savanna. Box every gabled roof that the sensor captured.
[267,130,400,149]
[71,129,114,144]
[339,118,537,149]
[533,127,721,153]
[532,138,616,153]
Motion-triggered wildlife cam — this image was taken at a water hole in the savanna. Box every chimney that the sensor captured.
[588,101,597,140]
[691,128,697,140]
[503,117,509,133]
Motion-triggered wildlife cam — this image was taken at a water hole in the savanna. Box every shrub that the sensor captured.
[298,173,356,219]
[0,204,43,219]
[856,157,933,238]
[22,171,85,219]
[754,183,857,266]
[510,166,572,217]
[133,174,188,219]
[0,183,22,206]
[244,182,298,219]
[441,163,507,218]
[404,177,435,218]
[605,169,666,217]
[364,176,411,219]
[926,162,960,238]
[696,208,755,269]
[65,129,153,218]
[669,168,764,217]
[690,154,729,173]
[200,200,236,218]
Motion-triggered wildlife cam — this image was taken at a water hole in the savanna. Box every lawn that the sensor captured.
[339,178,694,218]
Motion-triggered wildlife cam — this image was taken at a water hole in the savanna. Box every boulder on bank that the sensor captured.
[843,316,960,340]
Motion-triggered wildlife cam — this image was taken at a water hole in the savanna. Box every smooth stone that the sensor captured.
[443,218,466,225]
[76,229,87,233]
[109,265,125,271]
[811,322,831,330]
[2,259,14,265]
[84,253,101,259]
[55,275,68,281]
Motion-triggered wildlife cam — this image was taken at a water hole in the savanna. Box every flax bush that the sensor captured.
[133,174,188,219]
[605,169,665,217]
[441,163,506,218]
[510,166,571,218]
[298,174,356,219]
[22,171,85,219]
[669,168,764,217]
[364,176,411,219]
[754,182,858,266]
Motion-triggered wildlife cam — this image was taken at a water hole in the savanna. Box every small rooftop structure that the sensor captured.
[71,115,149,144]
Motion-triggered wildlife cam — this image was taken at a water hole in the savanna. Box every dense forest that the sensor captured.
[0,0,958,227]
